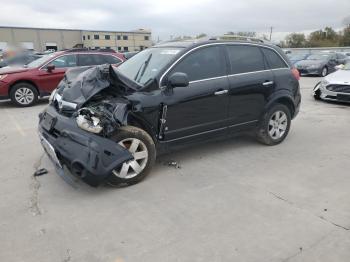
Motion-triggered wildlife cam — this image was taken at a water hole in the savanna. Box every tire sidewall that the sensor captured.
[10,83,38,107]
[107,126,156,186]
[257,104,291,145]
[321,67,328,77]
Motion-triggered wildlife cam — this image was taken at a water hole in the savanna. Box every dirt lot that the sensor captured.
[0,77,349,262]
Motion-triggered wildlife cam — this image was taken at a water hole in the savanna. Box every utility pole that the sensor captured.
[269,26,273,41]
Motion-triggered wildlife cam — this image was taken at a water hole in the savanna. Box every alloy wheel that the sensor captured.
[268,111,288,140]
[112,138,148,179]
[14,87,35,105]
[321,67,327,77]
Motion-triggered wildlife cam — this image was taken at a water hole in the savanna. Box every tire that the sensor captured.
[10,82,38,107]
[255,104,291,146]
[320,67,328,77]
[106,126,156,187]
[313,82,321,100]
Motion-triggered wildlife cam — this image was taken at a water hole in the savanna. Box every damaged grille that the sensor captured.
[326,84,350,93]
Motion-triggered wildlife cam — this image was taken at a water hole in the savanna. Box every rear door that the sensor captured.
[37,54,77,93]
[225,44,274,129]
[162,45,230,141]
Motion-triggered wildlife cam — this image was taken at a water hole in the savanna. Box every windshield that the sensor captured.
[306,54,330,61]
[290,54,308,60]
[26,53,55,68]
[117,47,182,85]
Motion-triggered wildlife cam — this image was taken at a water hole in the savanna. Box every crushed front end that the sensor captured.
[38,65,139,186]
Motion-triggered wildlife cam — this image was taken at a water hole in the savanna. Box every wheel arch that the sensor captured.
[126,113,158,143]
[9,80,39,96]
[266,93,296,118]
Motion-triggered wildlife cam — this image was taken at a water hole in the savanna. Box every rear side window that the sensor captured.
[103,55,122,64]
[261,48,288,69]
[78,54,110,66]
[226,45,265,74]
[170,46,226,82]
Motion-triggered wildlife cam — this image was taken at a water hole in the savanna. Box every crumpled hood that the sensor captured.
[57,64,141,108]
[325,69,350,84]
[0,66,29,74]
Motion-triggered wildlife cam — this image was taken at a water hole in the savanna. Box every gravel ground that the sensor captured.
[0,77,349,262]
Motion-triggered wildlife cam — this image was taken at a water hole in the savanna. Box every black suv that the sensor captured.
[38,40,301,187]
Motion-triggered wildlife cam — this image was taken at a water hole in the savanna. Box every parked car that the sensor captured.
[287,53,310,65]
[0,49,125,106]
[0,53,42,68]
[335,52,350,65]
[38,40,301,187]
[295,53,339,77]
[123,51,139,60]
[313,62,350,103]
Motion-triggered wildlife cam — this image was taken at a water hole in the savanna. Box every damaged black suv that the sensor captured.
[38,40,301,187]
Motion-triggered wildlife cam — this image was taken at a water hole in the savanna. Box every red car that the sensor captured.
[0,49,125,106]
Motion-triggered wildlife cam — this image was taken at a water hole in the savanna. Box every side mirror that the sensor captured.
[168,72,189,88]
[46,64,55,72]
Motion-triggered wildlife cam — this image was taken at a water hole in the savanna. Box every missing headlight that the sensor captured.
[76,108,103,134]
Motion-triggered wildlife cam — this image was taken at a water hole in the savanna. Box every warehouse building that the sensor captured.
[0,26,152,52]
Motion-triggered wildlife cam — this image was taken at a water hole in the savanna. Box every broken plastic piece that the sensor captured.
[33,168,48,177]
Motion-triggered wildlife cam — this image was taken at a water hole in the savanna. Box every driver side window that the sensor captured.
[168,46,226,83]
[48,55,77,68]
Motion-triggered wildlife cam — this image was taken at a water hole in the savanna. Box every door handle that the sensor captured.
[262,81,274,86]
[214,90,228,95]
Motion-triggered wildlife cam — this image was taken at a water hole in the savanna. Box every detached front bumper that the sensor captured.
[38,105,132,187]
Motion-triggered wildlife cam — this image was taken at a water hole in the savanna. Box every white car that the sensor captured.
[313,63,350,103]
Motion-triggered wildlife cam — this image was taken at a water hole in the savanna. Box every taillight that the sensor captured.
[291,68,300,81]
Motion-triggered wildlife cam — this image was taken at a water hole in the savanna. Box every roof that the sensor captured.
[154,39,278,50]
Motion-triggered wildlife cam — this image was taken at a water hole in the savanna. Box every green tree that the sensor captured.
[285,33,306,47]
[196,33,207,39]
[308,27,340,47]
[340,25,350,46]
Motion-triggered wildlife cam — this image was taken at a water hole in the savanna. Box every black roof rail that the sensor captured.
[64,48,116,53]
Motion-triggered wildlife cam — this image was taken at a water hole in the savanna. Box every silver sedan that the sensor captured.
[313,63,350,103]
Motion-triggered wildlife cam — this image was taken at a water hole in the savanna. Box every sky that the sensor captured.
[0,0,349,41]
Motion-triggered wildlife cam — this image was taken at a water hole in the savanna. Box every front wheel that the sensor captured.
[10,83,38,107]
[106,126,156,187]
[320,67,328,77]
[255,104,291,146]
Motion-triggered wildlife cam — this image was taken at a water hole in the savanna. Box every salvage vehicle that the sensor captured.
[0,49,124,107]
[38,40,301,187]
[313,62,350,103]
[295,53,339,77]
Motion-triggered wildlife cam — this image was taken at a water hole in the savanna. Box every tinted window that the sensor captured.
[123,36,128,40]
[227,45,265,74]
[337,53,346,59]
[261,48,288,69]
[117,35,121,40]
[94,35,99,40]
[102,55,122,64]
[78,54,108,66]
[49,55,77,68]
[105,35,110,40]
[170,46,226,82]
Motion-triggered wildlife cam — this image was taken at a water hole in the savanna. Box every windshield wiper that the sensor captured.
[134,53,152,83]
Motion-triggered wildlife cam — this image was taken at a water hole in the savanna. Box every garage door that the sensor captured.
[20,42,34,50]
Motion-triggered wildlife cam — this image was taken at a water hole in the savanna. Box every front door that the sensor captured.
[161,45,230,141]
[37,54,77,93]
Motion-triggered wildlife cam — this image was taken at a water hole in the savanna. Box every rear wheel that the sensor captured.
[106,126,156,187]
[255,104,291,146]
[320,67,328,77]
[10,83,38,107]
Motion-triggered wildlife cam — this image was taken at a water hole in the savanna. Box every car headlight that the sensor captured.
[49,89,57,103]
[320,79,329,88]
[76,108,103,134]
[0,74,8,81]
